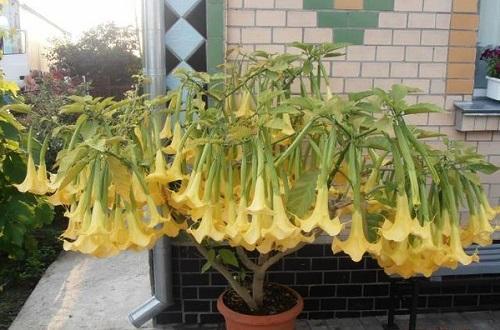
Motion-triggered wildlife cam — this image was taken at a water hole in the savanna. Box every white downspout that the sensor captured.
[128,0,174,327]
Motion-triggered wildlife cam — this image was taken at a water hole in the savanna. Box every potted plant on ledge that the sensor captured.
[16,43,499,329]
[481,46,500,101]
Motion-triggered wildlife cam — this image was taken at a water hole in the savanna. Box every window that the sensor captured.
[474,0,500,94]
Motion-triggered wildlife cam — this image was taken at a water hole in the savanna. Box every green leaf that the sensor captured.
[359,137,391,151]
[201,261,211,273]
[201,249,216,273]
[413,128,445,139]
[0,109,24,130]
[60,103,85,114]
[3,152,26,183]
[390,84,409,101]
[218,248,239,267]
[290,42,313,52]
[373,116,393,135]
[404,103,443,115]
[2,103,31,114]
[287,169,319,218]
[33,202,54,227]
[0,121,21,142]
[348,90,374,102]
[469,162,499,174]
[284,96,319,110]
[303,60,313,75]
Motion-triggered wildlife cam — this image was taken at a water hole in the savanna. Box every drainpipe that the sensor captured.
[128,0,174,327]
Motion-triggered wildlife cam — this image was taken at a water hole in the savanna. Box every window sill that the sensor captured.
[454,97,500,131]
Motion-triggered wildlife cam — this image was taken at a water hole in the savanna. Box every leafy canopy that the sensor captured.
[47,23,142,99]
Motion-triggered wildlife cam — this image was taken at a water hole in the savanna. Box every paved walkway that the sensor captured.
[10,251,153,330]
[10,251,500,329]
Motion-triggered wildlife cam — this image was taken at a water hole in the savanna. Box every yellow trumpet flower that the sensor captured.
[132,172,148,205]
[381,193,416,242]
[262,194,299,240]
[110,208,132,250]
[277,232,315,251]
[160,206,186,237]
[226,197,250,240]
[280,114,295,136]
[35,160,51,195]
[146,150,170,184]
[411,222,436,254]
[332,210,377,262]
[14,153,49,195]
[62,204,80,240]
[145,196,168,228]
[83,199,110,236]
[448,225,478,267]
[48,183,77,206]
[91,241,120,258]
[222,199,237,226]
[461,206,494,247]
[148,181,166,205]
[189,205,225,243]
[256,237,274,254]
[247,176,273,215]
[163,122,182,155]
[125,211,156,248]
[164,153,185,183]
[173,171,205,209]
[243,213,270,246]
[235,92,255,118]
[300,185,342,236]
[159,115,173,139]
[479,192,497,220]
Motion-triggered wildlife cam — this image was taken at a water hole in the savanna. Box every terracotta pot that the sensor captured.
[217,285,304,330]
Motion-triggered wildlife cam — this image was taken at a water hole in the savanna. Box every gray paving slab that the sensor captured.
[9,251,153,330]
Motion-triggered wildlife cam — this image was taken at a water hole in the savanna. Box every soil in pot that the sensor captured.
[223,283,297,316]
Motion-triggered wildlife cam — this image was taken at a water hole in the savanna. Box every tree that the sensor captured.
[48,23,142,99]
[18,44,499,314]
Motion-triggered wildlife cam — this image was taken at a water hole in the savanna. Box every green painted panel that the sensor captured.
[348,12,379,28]
[334,29,364,45]
[304,0,332,10]
[207,0,224,38]
[318,11,349,28]
[207,37,224,73]
[206,0,224,73]
[364,0,394,11]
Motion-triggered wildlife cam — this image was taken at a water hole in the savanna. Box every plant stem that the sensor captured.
[252,267,266,307]
[236,247,258,271]
[192,240,258,310]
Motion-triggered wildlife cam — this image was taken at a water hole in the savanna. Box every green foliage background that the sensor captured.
[47,23,142,99]
[0,90,55,262]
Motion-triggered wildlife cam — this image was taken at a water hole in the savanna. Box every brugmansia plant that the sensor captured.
[16,44,499,324]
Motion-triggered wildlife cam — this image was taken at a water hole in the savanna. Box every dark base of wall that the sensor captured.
[155,244,500,325]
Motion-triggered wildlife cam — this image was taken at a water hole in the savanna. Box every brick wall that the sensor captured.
[156,243,500,325]
[154,1,500,325]
[225,0,500,211]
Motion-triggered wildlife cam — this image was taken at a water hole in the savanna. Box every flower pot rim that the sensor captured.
[486,76,500,82]
[216,284,304,326]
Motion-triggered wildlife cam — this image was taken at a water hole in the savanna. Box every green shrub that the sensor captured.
[0,71,55,262]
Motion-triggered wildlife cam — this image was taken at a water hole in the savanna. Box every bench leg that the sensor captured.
[384,278,399,330]
[408,279,419,330]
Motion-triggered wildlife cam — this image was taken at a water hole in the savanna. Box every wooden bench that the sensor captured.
[385,243,500,330]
